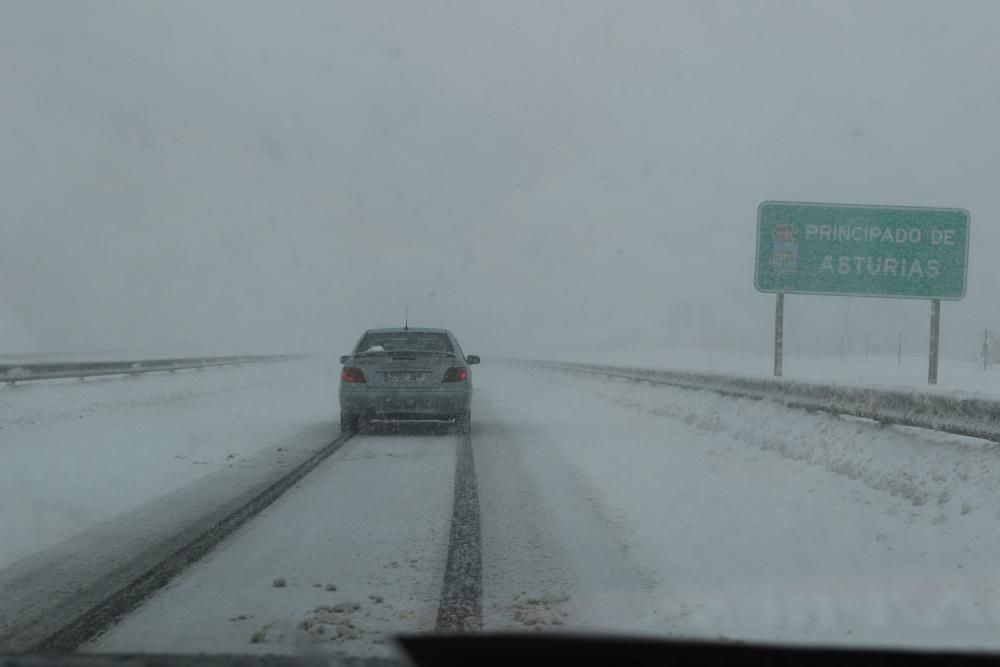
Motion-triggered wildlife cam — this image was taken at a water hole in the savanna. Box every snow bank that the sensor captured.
[528,361,1000,443]
[532,365,1000,521]
[0,359,313,429]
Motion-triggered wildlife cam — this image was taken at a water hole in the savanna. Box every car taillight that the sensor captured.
[341,367,366,383]
[443,367,469,383]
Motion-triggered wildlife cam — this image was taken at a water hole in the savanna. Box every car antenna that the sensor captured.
[404,307,409,330]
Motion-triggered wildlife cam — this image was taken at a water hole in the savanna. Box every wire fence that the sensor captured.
[773,328,1000,368]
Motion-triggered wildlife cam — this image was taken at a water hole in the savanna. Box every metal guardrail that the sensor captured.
[0,355,311,385]
[525,361,1000,443]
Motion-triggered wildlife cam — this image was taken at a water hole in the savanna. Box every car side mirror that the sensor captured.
[466,355,480,365]
[339,355,350,365]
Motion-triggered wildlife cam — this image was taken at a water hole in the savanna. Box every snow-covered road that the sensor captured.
[0,359,340,569]
[8,360,1000,657]
[93,431,457,656]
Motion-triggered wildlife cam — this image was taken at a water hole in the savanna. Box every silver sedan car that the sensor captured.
[338,327,480,432]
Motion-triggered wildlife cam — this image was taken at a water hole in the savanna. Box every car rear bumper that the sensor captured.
[339,384,471,419]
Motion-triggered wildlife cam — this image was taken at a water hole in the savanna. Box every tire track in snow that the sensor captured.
[22,431,354,653]
[435,429,483,631]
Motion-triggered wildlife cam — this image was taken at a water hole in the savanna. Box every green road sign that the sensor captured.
[755,201,970,300]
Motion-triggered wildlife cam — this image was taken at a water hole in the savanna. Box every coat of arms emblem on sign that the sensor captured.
[772,224,798,275]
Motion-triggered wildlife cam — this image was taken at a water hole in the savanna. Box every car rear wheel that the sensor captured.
[340,411,360,433]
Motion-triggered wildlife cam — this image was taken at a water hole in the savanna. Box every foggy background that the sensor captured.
[2,0,998,361]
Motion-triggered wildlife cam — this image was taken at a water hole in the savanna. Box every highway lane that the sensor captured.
[90,430,457,658]
[81,362,1000,657]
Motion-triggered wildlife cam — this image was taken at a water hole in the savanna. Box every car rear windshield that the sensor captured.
[356,332,454,354]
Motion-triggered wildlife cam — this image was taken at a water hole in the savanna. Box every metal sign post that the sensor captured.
[984,329,990,371]
[774,293,784,377]
[929,299,940,385]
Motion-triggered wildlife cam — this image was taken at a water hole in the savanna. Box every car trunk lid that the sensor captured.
[350,352,458,387]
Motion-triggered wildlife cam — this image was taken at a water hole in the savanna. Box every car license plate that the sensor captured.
[385,372,426,382]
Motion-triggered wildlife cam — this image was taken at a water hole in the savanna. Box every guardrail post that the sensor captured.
[929,299,941,385]
[774,293,784,377]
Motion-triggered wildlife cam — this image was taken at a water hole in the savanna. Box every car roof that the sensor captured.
[363,328,452,335]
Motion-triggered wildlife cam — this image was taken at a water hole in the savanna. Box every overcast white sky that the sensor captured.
[2,1,999,359]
